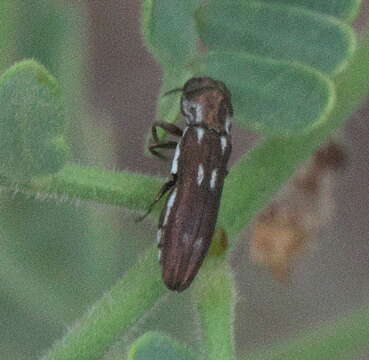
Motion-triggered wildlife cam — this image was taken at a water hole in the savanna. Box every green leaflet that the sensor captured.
[0,60,68,181]
[196,1,356,74]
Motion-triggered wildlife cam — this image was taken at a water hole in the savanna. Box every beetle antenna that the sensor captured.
[163,87,183,97]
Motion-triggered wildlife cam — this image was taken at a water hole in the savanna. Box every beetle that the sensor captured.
[142,77,233,292]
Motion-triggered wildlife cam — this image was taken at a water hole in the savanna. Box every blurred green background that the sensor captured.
[1,1,369,359]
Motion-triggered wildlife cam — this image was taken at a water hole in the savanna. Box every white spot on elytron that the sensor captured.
[157,229,162,244]
[194,238,203,250]
[163,188,177,226]
[210,169,218,190]
[225,116,231,134]
[220,136,227,154]
[171,143,181,174]
[182,233,191,246]
[196,127,205,144]
[197,164,205,186]
[158,248,162,261]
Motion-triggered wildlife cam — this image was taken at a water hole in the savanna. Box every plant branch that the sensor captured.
[1,163,162,215]
[193,261,236,360]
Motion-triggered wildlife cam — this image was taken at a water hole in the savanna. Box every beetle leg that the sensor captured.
[149,141,177,159]
[136,176,177,222]
[152,121,183,143]
[149,122,183,159]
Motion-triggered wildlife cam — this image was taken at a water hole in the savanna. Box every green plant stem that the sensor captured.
[193,261,236,360]
[42,248,166,360]
[0,164,162,213]
[244,304,369,360]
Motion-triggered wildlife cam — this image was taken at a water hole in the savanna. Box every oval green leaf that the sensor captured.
[0,60,68,181]
[196,1,356,74]
[141,0,199,67]
[128,331,197,360]
[262,0,362,21]
[197,52,335,134]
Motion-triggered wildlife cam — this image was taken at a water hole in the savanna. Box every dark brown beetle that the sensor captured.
[143,77,233,292]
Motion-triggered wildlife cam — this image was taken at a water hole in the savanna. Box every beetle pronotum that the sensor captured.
[143,77,233,292]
